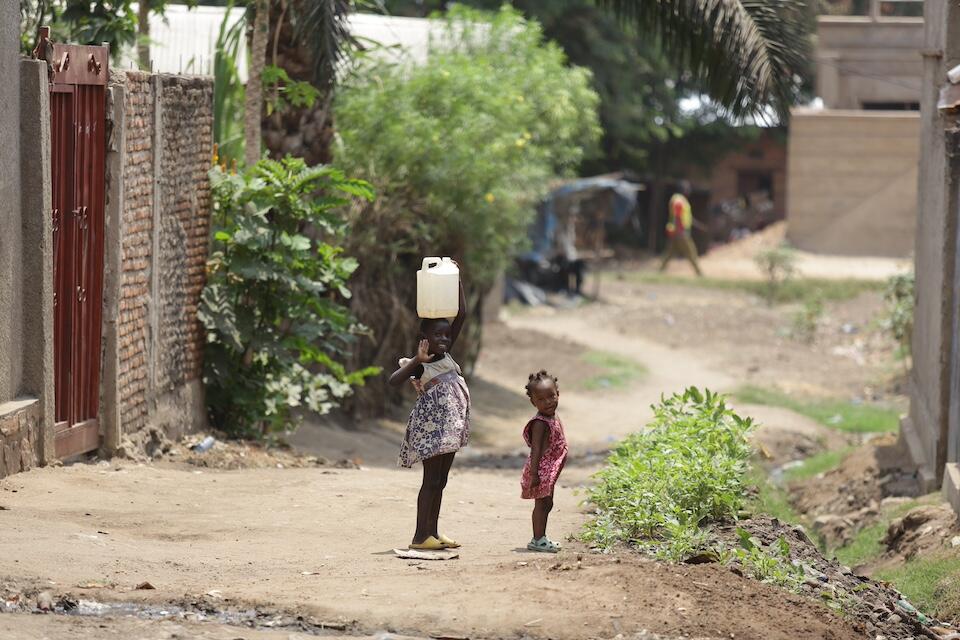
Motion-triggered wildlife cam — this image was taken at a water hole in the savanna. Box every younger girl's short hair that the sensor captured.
[525,369,558,397]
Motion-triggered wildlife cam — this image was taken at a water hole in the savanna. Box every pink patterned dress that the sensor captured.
[521,413,568,499]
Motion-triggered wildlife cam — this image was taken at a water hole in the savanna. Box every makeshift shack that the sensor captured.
[511,175,641,303]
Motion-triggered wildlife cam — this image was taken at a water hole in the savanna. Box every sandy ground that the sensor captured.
[657,223,912,282]
[0,261,903,640]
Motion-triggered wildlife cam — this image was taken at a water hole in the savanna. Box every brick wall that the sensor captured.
[107,71,213,446]
[155,77,212,393]
[117,71,154,434]
[0,399,42,477]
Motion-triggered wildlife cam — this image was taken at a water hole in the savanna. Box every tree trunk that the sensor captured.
[137,0,150,70]
[245,0,270,167]
[262,4,335,166]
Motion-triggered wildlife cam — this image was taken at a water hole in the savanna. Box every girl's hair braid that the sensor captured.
[525,369,559,397]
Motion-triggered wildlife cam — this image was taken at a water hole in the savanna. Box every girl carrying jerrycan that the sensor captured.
[389,257,470,550]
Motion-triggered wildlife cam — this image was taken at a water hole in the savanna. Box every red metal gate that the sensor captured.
[35,28,109,459]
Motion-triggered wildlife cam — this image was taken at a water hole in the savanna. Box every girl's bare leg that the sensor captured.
[532,495,553,539]
[428,452,456,538]
[413,455,445,543]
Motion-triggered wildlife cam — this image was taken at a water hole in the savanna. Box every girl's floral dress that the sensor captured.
[397,353,471,468]
[520,413,568,499]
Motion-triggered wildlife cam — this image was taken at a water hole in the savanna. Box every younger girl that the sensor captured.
[521,370,568,553]
[389,276,469,550]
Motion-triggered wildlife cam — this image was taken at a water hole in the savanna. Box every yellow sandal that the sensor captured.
[409,536,445,551]
[438,534,461,549]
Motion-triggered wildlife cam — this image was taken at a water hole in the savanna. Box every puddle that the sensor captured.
[1,595,354,636]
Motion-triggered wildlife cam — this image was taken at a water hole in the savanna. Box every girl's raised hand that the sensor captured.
[415,338,432,363]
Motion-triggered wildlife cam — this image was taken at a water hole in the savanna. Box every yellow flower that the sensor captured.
[515,138,526,148]
[484,193,495,203]
[523,131,532,140]
[516,95,525,103]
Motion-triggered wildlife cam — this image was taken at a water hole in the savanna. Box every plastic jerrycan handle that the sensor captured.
[422,257,441,271]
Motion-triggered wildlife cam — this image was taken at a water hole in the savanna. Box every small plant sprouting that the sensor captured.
[754,244,798,305]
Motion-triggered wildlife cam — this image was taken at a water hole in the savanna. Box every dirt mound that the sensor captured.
[789,434,921,547]
[881,504,960,564]
[706,222,788,261]
[718,517,942,640]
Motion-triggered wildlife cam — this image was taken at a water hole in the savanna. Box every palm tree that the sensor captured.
[245,0,271,167]
[596,0,812,121]
[261,0,354,165]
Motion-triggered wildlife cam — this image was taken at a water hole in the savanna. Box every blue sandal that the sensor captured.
[527,536,561,553]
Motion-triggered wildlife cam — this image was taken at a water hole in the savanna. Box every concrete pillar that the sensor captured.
[19,60,56,464]
[100,78,126,454]
[904,0,960,504]
[0,3,24,404]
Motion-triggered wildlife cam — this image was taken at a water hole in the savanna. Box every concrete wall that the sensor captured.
[905,0,960,508]
[0,8,56,477]
[0,4,24,403]
[101,71,212,452]
[786,109,920,257]
[817,16,924,109]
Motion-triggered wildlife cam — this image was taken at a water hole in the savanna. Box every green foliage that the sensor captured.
[733,385,901,434]
[754,244,798,305]
[595,0,813,121]
[213,3,246,165]
[719,528,805,591]
[581,350,648,391]
[20,0,136,58]
[583,387,755,561]
[263,65,322,114]
[334,6,600,413]
[336,5,600,286]
[199,157,378,438]
[875,551,960,624]
[883,271,915,360]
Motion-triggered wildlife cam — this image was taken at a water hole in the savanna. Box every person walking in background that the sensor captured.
[659,181,704,277]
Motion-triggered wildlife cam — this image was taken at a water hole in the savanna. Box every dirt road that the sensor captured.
[0,277,885,640]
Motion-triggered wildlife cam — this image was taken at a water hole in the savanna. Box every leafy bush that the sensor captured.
[583,388,755,561]
[333,6,601,413]
[883,271,915,360]
[754,244,798,305]
[199,157,378,438]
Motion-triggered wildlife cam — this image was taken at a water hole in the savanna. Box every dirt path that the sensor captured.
[2,269,890,639]
[0,462,863,640]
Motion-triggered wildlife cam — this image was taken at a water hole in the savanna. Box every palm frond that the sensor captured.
[294,0,353,91]
[597,0,812,119]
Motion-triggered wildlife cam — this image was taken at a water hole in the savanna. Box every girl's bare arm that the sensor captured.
[388,339,430,387]
[528,420,549,486]
[450,269,467,347]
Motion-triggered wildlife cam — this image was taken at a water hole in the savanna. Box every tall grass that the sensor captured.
[733,385,901,434]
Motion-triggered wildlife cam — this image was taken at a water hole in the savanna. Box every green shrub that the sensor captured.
[583,388,755,560]
[791,295,824,343]
[754,244,798,305]
[199,157,378,438]
[333,5,601,413]
[883,271,915,360]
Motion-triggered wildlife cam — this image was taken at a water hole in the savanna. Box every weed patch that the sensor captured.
[733,386,900,434]
[875,551,960,624]
[580,351,647,391]
[783,448,854,483]
[583,388,754,561]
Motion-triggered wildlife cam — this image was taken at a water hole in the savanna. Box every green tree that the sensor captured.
[333,6,601,414]
[596,0,812,121]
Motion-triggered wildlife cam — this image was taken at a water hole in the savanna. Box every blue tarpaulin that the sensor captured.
[522,176,641,263]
